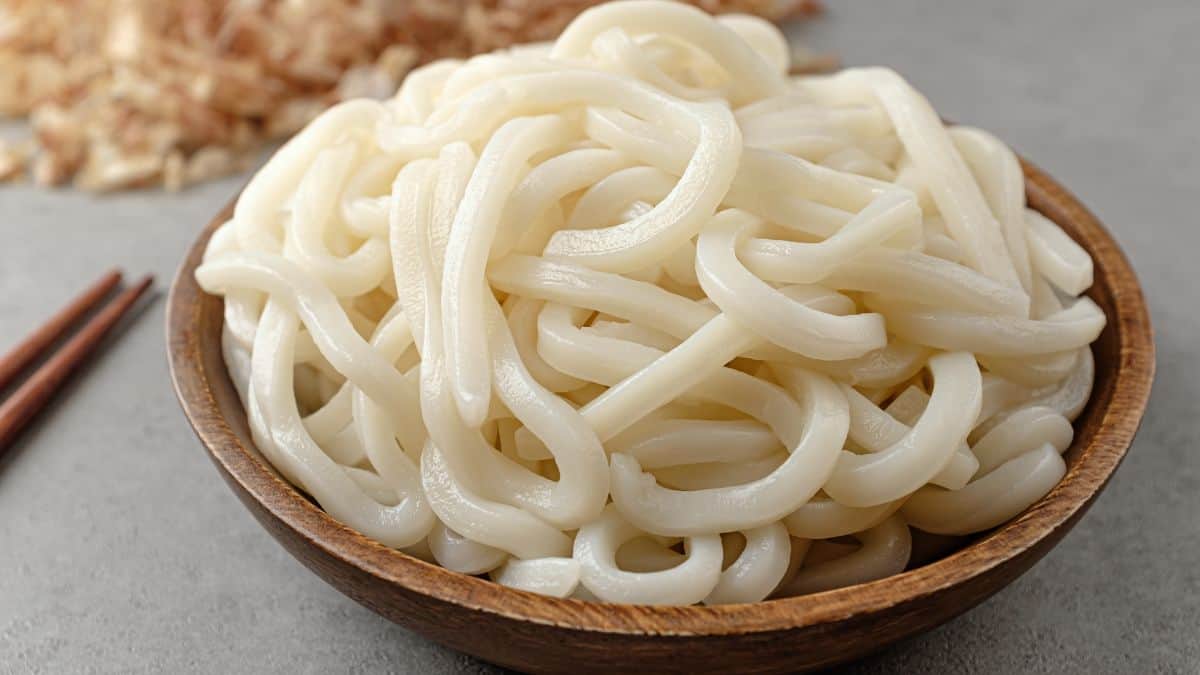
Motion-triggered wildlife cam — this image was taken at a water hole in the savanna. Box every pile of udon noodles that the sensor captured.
[197,0,1106,605]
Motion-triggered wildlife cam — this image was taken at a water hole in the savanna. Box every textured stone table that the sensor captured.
[1,1,1196,672]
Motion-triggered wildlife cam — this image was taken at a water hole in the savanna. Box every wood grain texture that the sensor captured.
[166,157,1154,674]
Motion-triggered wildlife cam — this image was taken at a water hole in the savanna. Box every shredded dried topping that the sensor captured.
[0,0,823,191]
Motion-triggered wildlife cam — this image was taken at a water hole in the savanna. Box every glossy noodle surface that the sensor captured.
[196,0,1104,605]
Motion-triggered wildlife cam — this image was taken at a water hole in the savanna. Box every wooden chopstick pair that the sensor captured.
[0,270,154,454]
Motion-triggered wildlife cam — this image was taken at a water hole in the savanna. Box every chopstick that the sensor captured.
[0,273,154,454]
[0,269,122,391]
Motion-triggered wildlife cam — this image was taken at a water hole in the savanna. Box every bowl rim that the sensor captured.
[167,155,1154,638]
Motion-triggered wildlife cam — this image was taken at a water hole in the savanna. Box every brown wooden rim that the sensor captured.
[167,156,1154,637]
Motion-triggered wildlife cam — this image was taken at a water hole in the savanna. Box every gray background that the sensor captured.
[1,1,1196,673]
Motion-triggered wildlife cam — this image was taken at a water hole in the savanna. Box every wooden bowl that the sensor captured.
[167,157,1154,674]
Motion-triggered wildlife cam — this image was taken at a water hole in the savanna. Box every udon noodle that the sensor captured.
[196,0,1105,606]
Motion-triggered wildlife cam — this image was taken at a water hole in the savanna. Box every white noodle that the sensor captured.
[197,0,1105,605]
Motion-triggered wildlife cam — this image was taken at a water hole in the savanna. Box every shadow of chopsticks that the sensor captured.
[0,271,156,469]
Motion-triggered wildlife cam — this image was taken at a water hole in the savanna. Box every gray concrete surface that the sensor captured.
[1,1,1196,673]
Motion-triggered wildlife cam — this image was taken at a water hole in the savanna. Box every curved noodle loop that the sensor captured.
[197,0,1104,605]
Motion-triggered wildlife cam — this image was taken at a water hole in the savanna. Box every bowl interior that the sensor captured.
[167,156,1154,638]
